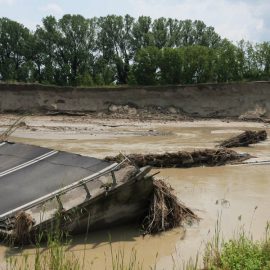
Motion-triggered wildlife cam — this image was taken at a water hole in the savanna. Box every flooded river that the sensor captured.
[1,115,270,269]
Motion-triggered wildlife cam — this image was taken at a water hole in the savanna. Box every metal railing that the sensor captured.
[0,157,129,221]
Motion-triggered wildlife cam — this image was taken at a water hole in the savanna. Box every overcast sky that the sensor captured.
[0,0,269,42]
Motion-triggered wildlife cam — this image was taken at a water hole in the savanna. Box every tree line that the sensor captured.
[0,14,269,86]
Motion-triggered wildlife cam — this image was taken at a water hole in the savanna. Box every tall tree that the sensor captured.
[159,48,183,84]
[131,16,154,52]
[57,14,96,85]
[152,17,168,49]
[178,20,194,46]
[256,42,270,79]
[34,16,59,84]
[192,20,221,48]
[166,18,180,48]
[0,17,32,81]
[132,46,161,85]
[237,40,259,80]
[97,15,134,84]
[214,39,244,82]
[181,45,214,83]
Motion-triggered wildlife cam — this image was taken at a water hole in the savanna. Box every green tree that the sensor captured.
[34,16,59,84]
[159,48,183,84]
[97,15,134,84]
[131,16,154,52]
[256,42,270,79]
[132,46,161,85]
[0,17,32,81]
[173,20,221,48]
[192,20,221,48]
[181,45,215,83]
[237,40,260,80]
[76,72,94,87]
[92,57,116,85]
[57,14,96,85]
[178,20,194,46]
[215,39,244,82]
[166,18,180,47]
[152,17,168,49]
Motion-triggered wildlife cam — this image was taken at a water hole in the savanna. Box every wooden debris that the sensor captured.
[12,211,35,244]
[105,149,250,168]
[0,116,26,141]
[219,130,267,148]
[142,179,199,234]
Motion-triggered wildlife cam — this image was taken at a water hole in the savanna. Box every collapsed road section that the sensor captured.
[0,141,153,243]
[0,142,111,216]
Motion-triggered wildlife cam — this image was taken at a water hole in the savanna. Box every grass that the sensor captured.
[195,221,270,270]
[4,221,270,270]
[6,233,82,270]
[110,245,143,270]
[5,232,145,270]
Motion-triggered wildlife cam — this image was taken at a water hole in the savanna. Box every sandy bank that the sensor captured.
[1,82,270,121]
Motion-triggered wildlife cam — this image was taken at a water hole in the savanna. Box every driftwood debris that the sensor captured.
[12,211,35,244]
[0,116,26,142]
[219,130,267,148]
[105,149,250,168]
[142,179,198,234]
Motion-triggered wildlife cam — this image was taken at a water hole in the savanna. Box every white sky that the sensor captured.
[0,0,269,42]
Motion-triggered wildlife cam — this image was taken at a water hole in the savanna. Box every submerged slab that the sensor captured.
[0,142,113,218]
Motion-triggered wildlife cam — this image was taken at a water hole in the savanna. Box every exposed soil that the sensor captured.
[2,82,270,122]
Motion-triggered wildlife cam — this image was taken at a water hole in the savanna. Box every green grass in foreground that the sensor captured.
[5,233,144,270]
[5,222,270,270]
[195,220,270,270]
[6,235,81,270]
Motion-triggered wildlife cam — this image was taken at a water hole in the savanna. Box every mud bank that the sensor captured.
[1,82,270,119]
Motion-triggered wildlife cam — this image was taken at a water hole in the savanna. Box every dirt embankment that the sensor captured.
[1,82,270,120]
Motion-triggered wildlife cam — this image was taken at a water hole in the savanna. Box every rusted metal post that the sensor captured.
[111,171,117,187]
[56,195,64,211]
[83,183,91,199]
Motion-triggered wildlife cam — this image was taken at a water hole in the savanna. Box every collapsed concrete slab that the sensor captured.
[0,142,153,243]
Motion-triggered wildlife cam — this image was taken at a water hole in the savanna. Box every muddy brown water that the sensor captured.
[1,115,270,269]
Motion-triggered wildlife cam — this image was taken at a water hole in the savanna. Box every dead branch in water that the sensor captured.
[142,179,199,234]
[0,116,26,142]
[219,130,267,148]
[105,149,250,168]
